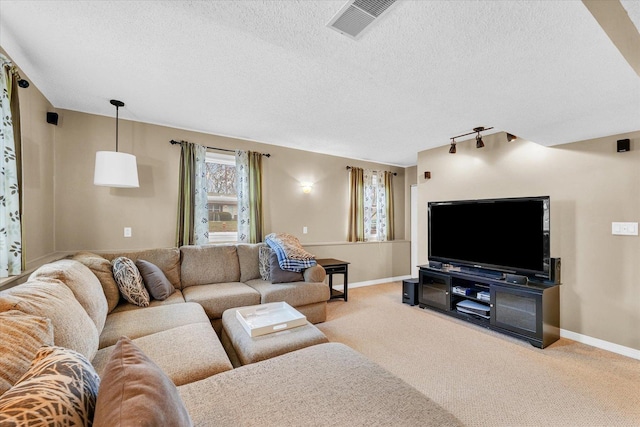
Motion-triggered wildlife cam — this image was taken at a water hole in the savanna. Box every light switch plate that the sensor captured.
[612,222,638,236]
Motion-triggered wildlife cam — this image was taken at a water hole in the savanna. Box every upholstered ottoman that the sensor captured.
[221,307,329,366]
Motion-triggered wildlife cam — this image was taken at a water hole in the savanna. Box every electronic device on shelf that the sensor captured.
[456,300,490,318]
[476,291,490,302]
[452,286,473,296]
[428,196,552,282]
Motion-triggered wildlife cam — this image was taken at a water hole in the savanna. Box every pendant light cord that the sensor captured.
[115,104,119,152]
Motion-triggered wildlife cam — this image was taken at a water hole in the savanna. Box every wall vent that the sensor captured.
[327,0,400,40]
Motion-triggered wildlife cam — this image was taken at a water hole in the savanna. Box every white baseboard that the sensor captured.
[560,329,640,360]
[348,275,412,289]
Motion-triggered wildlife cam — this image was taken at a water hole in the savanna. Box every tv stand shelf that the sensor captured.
[418,266,560,348]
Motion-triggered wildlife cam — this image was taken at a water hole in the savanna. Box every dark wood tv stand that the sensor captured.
[418,266,560,348]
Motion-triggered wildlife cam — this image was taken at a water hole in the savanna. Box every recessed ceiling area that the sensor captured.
[1,0,639,167]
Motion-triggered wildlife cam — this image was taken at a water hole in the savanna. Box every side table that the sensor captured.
[316,258,350,301]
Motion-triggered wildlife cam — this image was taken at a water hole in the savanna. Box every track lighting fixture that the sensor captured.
[448,126,493,153]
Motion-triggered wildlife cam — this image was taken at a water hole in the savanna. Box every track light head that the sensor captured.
[476,133,484,148]
[449,140,456,154]
[17,79,29,88]
[507,133,517,142]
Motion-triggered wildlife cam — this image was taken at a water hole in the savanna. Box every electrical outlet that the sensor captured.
[124,227,132,238]
[303,226,308,234]
[612,222,638,236]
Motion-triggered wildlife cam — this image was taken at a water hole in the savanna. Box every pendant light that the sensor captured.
[93,100,139,188]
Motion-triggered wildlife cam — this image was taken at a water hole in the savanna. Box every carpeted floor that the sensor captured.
[316,282,640,427]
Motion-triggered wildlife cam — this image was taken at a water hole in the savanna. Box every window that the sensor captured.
[205,152,238,243]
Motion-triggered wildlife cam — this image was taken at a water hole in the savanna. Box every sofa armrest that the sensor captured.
[303,265,326,283]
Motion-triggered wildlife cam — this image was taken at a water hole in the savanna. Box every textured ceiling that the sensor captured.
[1,0,639,166]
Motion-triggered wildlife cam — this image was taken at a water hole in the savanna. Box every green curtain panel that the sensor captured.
[384,171,395,241]
[236,150,264,243]
[347,167,364,242]
[176,142,208,246]
[0,55,22,276]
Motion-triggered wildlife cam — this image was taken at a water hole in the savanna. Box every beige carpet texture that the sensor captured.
[316,282,640,427]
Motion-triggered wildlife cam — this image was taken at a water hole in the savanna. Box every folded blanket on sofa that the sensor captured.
[265,233,317,272]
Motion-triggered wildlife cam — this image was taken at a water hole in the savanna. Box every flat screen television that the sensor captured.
[428,196,550,280]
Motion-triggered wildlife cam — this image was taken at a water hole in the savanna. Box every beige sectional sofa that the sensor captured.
[0,243,462,426]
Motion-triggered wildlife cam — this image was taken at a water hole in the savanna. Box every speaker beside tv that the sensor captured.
[550,257,561,284]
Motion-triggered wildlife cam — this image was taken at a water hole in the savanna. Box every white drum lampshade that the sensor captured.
[94,151,139,188]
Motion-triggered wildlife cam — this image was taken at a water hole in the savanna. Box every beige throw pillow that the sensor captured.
[93,336,192,427]
[30,259,109,333]
[0,310,54,397]
[112,257,150,307]
[73,251,121,313]
[0,346,100,427]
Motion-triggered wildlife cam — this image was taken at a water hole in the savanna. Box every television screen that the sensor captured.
[428,196,550,279]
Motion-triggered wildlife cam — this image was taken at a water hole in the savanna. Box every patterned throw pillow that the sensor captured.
[0,346,100,427]
[259,246,272,281]
[0,310,54,397]
[112,257,150,307]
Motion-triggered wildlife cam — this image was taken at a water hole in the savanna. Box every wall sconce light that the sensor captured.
[94,100,139,188]
[301,182,313,193]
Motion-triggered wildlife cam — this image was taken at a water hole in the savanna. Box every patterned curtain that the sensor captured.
[347,167,364,242]
[382,171,394,240]
[236,150,264,243]
[363,169,374,242]
[0,55,22,277]
[176,142,208,246]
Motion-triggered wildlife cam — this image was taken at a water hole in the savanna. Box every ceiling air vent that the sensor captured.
[327,0,400,40]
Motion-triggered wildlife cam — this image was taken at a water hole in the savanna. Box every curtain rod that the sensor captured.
[170,140,270,157]
[346,166,397,176]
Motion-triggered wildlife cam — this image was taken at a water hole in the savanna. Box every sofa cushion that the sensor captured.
[245,279,330,307]
[93,337,192,427]
[30,259,109,333]
[180,244,240,287]
[259,246,272,281]
[72,251,121,313]
[110,289,185,314]
[177,343,463,426]
[0,346,100,427]
[237,243,264,282]
[136,259,176,301]
[0,310,54,397]
[100,248,182,290]
[0,278,99,360]
[92,323,232,386]
[269,251,303,284]
[99,302,210,349]
[182,282,260,319]
[112,257,150,307]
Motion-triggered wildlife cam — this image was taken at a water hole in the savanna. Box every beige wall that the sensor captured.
[417,131,640,350]
[49,109,407,283]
